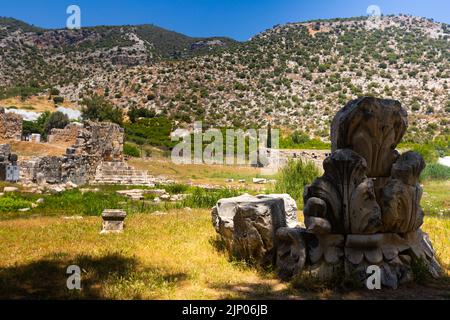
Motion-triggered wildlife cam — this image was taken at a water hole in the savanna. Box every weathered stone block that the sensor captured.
[101,209,127,234]
[212,194,298,266]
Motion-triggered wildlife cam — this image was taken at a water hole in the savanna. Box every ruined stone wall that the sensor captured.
[73,121,124,161]
[47,123,82,145]
[20,155,93,186]
[19,121,126,185]
[266,149,329,171]
[0,144,12,181]
[0,108,23,141]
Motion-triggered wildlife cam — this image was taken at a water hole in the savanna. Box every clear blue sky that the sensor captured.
[1,0,449,40]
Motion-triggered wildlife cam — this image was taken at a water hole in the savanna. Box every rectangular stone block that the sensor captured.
[101,209,127,234]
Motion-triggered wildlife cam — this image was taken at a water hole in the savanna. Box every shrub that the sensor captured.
[81,94,123,125]
[411,144,439,163]
[275,159,320,206]
[44,111,69,135]
[22,111,52,138]
[38,190,125,216]
[291,130,310,144]
[421,163,450,181]
[162,183,190,194]
[124,143,141,157]
[53,96,64,104]
[49,88,60,96]
[124,117,174,148]
[0,196,31,212]
[127,107,156,123]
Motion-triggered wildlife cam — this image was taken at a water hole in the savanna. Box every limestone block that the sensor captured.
[101,209,127,234]
[212,193,297,266]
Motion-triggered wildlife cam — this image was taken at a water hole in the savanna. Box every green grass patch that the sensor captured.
[124,143,141,158]
[181,188,243,209]
[0,195,32,212]
[274,159,320,207]
[421,163,450,181]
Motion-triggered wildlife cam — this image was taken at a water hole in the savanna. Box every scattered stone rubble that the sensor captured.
[212,97,441,288]
[116,188,188,203]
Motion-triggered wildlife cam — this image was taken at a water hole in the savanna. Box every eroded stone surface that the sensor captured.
[331,97,407,178]
[213,97,441,287]
[212,194,298,266]
[276,227,306,280]
[101,209,127,234]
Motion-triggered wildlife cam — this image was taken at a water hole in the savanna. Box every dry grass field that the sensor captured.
[0,140,69,157]
[129,157,275,188]
[0,96,79,113]
[0,176,448,300]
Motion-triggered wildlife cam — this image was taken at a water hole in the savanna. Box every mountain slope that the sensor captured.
[0,15,449,141]
[0,18,237,88]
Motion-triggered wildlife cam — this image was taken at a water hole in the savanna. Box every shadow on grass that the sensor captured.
[210,276,450,300]
[0,253,188,300]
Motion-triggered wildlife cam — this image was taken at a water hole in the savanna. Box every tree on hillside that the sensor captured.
[44,111,69,135]
[22,111,50,137]
[127,106,156,123]
[81,94,123,125]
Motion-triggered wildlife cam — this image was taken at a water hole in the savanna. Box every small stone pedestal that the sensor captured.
[101,209,127,234]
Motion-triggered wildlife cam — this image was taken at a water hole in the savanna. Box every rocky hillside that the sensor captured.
[0,17,236,87]
[1,15,449,141]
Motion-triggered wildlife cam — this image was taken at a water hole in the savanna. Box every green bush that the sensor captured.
[124,117,174,148]
[124,143,141,157]
[411,144,439,163]
[81,94,123,125]
[421,163,450,181]
[127,107,156,123]
[0,196,31,212]
[53,96,64,104]
[275,159,320,205]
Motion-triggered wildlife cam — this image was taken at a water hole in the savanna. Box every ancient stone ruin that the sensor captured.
[47,122,83,145]
[0,144,19,182]
[14,121,153,187]
[0,107,23,141]
[101,209,127,234]
[212,97,441,288]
